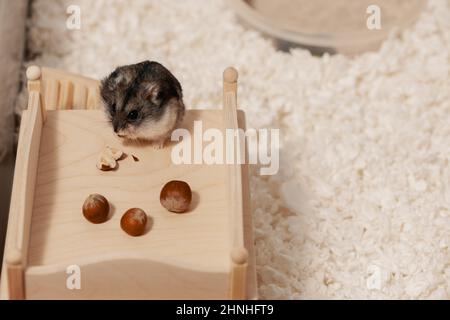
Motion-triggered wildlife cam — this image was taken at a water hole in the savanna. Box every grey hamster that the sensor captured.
[100,61,185,147]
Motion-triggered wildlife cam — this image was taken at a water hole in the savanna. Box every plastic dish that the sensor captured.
[229,0,427,54]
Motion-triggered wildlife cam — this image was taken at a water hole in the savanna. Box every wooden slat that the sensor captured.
[73,83,87,109]
[58,81,74,110]
[44,79,59,110]
[87,86,100,110]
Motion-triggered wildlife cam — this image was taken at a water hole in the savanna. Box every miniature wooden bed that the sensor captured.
[0,66,257,300]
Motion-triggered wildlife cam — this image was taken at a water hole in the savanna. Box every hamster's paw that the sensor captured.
[152,138,168,149]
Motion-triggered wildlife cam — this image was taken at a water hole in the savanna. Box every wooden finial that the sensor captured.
[223,67,238,83]
[26,66,41,81]
[5,248,22,266]
[231,247,248,265]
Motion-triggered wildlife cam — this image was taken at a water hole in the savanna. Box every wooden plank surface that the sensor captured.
[27,110,229,270]
[1,108,256,299]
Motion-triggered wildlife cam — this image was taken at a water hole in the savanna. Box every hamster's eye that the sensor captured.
[127,110,138,120]
[110,103,116,115]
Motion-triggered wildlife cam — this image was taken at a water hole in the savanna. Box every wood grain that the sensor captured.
[28,110,229,271]
[26,256,229,300]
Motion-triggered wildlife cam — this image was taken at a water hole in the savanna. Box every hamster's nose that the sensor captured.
[113,121,120,133]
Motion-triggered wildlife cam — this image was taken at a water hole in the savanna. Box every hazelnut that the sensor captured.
[160,180,192,213]
[120,208,148,237]
[82,194,110,224]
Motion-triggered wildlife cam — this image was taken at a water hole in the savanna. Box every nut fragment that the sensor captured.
[120,208,148,237]
[97,152,117,171]
[96,146,125,171]
[105,146,124,161]
[82,194,110,224]
[160,180,192,213]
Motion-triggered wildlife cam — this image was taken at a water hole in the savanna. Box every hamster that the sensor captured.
[100,61,185,147]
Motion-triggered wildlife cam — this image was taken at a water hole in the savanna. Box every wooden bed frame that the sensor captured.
[0,66,257,300]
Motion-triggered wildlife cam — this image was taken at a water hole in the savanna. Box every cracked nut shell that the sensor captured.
[105,146,124,160]
[97,152,117,171]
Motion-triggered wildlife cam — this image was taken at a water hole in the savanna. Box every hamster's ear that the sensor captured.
[142,82,162,105]
[112,73,125,87]
[106,68,132,90]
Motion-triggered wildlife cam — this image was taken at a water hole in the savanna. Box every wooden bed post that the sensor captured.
[5,249,24,300]
[223,67,248,300]
[223,67,238,105]
[230,247,249,300]
[3,66,45,299]
[26,66,46,122]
